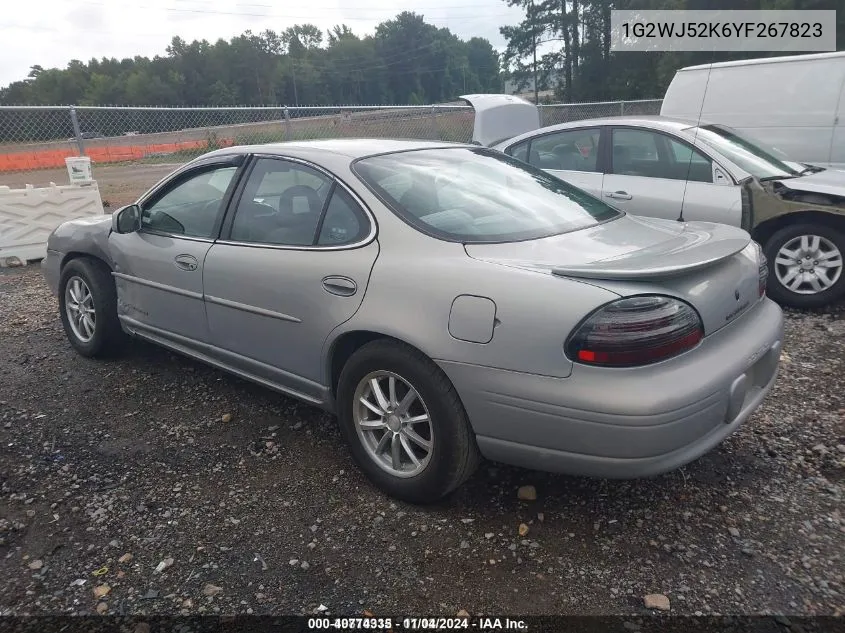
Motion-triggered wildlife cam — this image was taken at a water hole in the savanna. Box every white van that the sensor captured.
[660,51,845,169]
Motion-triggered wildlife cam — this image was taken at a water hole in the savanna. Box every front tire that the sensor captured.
[763,223,845,309]
[58,258,125,358]
[336,340,480,504]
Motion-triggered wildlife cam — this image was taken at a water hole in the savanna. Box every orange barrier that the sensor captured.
[0,138,235,173]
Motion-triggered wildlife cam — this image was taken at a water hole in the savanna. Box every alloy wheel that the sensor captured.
[352,370,434,478]
[774,234,843,295]
[65,276,96,342]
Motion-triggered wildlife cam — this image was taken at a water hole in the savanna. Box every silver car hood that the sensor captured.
[465,214,751,279]
[774,169,845,197]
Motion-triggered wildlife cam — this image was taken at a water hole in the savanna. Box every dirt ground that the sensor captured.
[0,266,843,618]
[0,163,182,210]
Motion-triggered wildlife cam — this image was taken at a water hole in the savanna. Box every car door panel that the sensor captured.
[109,160,242,343]
[600,174,686,220]
[203,242,379,394]
[111,233,212,341]
[603,126,743,223]
[201,155,379,398]
[681,182,743,225]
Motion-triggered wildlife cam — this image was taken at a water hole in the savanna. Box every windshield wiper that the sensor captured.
[758,174,797,182]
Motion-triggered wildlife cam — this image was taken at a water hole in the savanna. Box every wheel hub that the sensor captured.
[775,234,842,295]
[64,276,96,342]
[386,414,402,432]
[352,370,434,478]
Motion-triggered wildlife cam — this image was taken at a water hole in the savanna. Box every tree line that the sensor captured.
[0,12,502,107]
[500,0,845,103]
[2,0,844,110]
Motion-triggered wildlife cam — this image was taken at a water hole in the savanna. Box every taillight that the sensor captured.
[566,295,704,367]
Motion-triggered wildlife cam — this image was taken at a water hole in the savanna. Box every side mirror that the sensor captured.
[112,204,141,234]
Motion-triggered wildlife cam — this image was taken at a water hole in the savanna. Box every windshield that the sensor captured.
[352,147,621,243]
[688,125,801,180]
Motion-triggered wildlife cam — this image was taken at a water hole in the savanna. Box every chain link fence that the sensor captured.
[539,99,664,126]
[0,99,662,208]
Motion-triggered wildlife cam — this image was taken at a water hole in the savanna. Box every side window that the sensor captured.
[230,158,331,246]
[529,129,601,172]
[612,128,715,183]
[141,165,237,238]
[666,137,714,184]
[611,128,661,177]
[508,141,529,163]
[317,187,370,246]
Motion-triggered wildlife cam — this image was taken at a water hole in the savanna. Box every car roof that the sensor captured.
[202,138,474,161]
[493,115,706,148]
[677,50,845,72]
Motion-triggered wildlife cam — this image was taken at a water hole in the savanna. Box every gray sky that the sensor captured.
[3,0,526,86]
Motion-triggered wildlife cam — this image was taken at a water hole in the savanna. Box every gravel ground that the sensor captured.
[0,265,843,618]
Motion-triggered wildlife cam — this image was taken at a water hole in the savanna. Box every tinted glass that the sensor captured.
[611,129,660,176]
[142,166,237,238]
[317,187,369,245]
[529,129,601,172]
[353,147,620,243]
[691,125,800,180]
[612,128,713,183]
[230,158,331,246]
[508,141,529,162]
[666,137,713,183]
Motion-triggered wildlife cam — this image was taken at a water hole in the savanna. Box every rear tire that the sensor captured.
[58,258,126,358]
[763,223,845,309]
[336,339,480,504]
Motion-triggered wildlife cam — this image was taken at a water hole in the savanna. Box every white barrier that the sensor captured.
[0,181,104,264]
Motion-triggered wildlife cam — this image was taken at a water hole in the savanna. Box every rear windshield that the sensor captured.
[352,147,621,243]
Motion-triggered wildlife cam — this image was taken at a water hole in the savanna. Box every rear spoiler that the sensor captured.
[551,234,751,280]
[459,94,541,147]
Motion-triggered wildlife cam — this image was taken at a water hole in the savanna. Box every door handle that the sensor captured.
[605,190,632,200]
[322,276,357,297]
[174,254,198,271]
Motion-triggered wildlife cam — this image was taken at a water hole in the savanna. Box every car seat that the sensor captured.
[552,144,585,171]
[612,145,632,174]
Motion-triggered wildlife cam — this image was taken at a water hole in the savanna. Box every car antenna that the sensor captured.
[677,61,714,224]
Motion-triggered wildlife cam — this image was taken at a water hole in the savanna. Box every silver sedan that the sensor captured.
[42,140,784,503]
[484,111,845,309]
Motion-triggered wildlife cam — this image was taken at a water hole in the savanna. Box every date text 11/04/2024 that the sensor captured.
[307,617,529,630]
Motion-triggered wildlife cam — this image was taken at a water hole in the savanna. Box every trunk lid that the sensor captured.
[465,214,764,336]
[460,93,541,147]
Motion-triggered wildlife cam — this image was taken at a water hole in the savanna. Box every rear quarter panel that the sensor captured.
[329,230,620,380]
[312,153,620,382]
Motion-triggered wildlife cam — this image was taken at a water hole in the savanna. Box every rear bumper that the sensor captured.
[438,297,783,478]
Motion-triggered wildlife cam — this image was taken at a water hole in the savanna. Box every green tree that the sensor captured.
[500,0,845,101]
[0,15,504,107]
